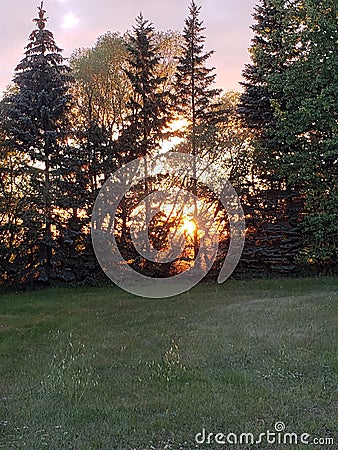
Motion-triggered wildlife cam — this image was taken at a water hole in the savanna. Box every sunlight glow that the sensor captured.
[168,117,189,133]
[160,117,190,153]
[61,11,80,30]
[181,218,196,236]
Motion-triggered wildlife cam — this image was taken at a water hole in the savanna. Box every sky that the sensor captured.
[0,0,257,96]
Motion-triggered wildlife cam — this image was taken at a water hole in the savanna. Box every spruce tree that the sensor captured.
[120,14,170,163]
[4,2,71,284]
[174,0,221,258]
[0,96,30,286]
[238,0,299,187]
[116,14,171,256]
[270,0,338,270]
[240,0,337,271]
[175,0,221,155]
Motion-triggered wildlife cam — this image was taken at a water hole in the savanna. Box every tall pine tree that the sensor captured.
[175,0,221,259]
[270,0,338,270]
[175,0,221,156]
[4,2,72,284]
[119,14,170,162]
[238,0,301,187]
[116,14,171,254]
[240,0,337,271]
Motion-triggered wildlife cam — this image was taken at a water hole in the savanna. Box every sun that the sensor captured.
[181,218,196,236]
[61,11,80,30]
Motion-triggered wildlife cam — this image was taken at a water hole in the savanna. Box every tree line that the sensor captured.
[0,0,336,289]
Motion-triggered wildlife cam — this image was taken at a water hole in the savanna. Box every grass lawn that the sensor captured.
[0,277,337,449]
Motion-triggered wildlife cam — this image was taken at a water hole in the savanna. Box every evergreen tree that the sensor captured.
[270,0,338,270]
[0,95,31,286]
[240,0,337,271]
[238,0,300,187]
[4,2,72,284]
[116,14,171,254]
[174,0,221,258]
[175,0,221,154]
[119,14,170,163]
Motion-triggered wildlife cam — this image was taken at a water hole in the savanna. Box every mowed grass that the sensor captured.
[0,278,337,449]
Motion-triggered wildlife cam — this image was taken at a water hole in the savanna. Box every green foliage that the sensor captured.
[239,0,338,271]
[0,3,73,285]
[119,14,172,162]
[238,0,300,186]
[200,92,254,191]
[0,1,336,286]
[271,0,338,270]
[70,31,130,153]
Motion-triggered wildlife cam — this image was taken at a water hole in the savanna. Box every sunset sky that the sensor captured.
[0,0,257,95]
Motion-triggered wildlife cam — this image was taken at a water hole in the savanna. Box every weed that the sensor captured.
[41,331,99,404]
[145,340,187,385]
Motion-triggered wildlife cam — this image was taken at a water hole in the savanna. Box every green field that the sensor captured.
[0,278,337,449]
